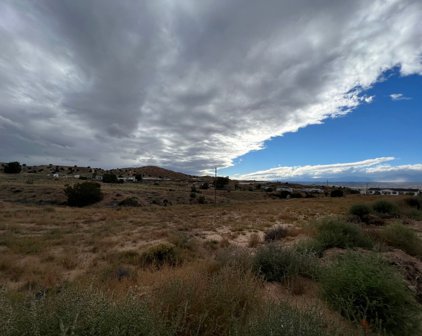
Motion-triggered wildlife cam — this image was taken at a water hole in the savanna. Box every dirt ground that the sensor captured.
[1,172,413,290]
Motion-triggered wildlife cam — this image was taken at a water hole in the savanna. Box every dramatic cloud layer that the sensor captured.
[1,0,422,173]
[234,157,422,182]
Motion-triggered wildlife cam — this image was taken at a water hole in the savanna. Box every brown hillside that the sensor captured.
[111,166,192,180]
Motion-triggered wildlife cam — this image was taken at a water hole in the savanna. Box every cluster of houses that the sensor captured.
[365,188,421,196]
[49,173,170,183]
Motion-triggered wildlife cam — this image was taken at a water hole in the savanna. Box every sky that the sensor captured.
[0,0,421,181]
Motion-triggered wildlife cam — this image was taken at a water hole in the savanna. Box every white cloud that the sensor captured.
[0,1,422,173]
[233,157,422,182]
[390,93,411,101]
[362,95,375,104]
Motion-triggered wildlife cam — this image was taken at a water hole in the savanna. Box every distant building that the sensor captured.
[302,188,324,194]
[276,187,293,193]
[367,188,420,196]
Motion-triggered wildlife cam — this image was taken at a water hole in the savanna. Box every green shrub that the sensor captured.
[349,204,371,222]
[215,176,230,189]
[64,182,103,207]
[3,161,22,174]
[294,238,325,257]
[404,197,421,210]
[314,217,373,251]
[102,173,118,183]
[330,189,343,197]
[200,182,209,189]
[381,223,422,257]
[373,200,397,216]
[406,209,422,220]
[321,252,421,335]
[240,303,338,336]
[253,244,320,281]
[264,226,288,242]
[141,243,181,268]
[118,196,140,207]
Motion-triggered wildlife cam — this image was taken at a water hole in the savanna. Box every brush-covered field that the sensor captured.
[1,173,422,335]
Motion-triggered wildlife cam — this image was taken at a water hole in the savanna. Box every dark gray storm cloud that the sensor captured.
[1,0,421,173]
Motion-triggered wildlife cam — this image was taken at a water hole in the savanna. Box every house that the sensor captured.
[302,188,324,194]
[367,188,420,196]
[276,187,293,193]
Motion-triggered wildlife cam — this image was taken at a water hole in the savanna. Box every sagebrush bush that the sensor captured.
[264,226,288,242]
[141,243,181,268]
[253,244,320,281]
[102,173,118,183]
[321,252,421,335]
[404,197,421,210]
[381,223,422,257]
[3,161,22,174]
[314,217,373,251]
[330,189,343,197]
[64,182,103,207]
[349,204,371,222]
[294,238,325,257]
[118,196,140,207]
[372,200,397,216]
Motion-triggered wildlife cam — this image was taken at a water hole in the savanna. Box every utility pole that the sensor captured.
[214,167,217,206]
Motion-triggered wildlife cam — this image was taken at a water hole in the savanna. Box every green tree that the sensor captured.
[3,161,22,174]
[330,189,343,197]
[64,182,103,207]
[215,176,230,190]
[102,173,118,183]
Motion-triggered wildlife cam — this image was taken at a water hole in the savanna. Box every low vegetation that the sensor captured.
[321,252,421,335]
[64,181,103,207]
[404,196,421,210]
[3,161,22,174]
[1,170,421,336]
[381,222,422,257]
[241,303,338,336]
[154,266,261,335]
[313,217,373,251]
[0,286,163,336]
[102,173,119,183]
[140,243,181,268]
[253,244,320,281]
[264,225,288,242]
[349,204,371,222]
[372,200,398,216]
[330,189,343,197]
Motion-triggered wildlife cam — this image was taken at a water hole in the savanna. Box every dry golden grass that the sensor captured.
[1,174,422,335]
[0,177,406,291]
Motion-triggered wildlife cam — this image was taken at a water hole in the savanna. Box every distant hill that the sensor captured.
[1,162,192,180]
[111,166,192,180]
